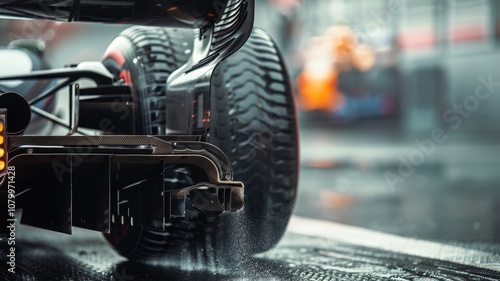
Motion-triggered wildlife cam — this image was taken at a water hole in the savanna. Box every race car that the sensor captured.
[0,0,298,262]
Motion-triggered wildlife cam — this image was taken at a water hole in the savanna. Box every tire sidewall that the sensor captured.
[102,36,150,134]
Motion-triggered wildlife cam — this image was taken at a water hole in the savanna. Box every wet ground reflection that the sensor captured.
[1,227,499,280]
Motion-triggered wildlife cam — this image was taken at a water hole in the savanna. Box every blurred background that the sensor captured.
[256,0,500,250]
[0,0,499,251]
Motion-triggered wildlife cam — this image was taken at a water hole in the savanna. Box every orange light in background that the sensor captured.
[0,110,7,173]
[296,36,343,112]
[296,25,375,113]
[296,67,341,112]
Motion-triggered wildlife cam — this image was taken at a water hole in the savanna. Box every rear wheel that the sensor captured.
[101,26,299,262]
[208,28,299,257]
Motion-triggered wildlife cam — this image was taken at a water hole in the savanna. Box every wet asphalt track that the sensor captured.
[1,217,499,280]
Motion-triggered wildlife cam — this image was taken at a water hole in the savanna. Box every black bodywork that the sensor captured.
[0,0,254,235]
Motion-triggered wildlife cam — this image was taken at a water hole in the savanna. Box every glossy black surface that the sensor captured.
[1,220,499,280]
[0,0,228,27]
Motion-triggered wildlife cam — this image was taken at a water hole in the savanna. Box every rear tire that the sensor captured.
[101,26,299,263]
[208,28,299,257]
[102,26,192,135]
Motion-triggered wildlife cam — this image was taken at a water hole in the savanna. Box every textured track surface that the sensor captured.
[1,217,499,281]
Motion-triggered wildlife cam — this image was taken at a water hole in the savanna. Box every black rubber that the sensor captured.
[208,28,299,258]
[101,26,299,263]
[102,26,192,135]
